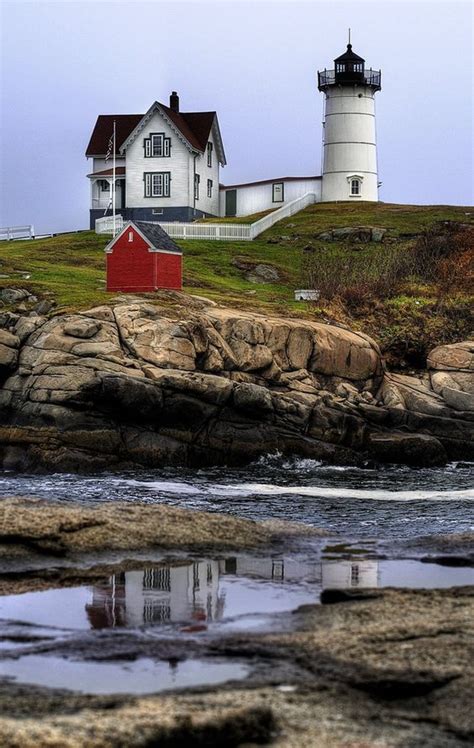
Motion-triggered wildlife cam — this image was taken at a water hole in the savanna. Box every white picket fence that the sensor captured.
[0,225,35,241]
[158,221,252,241]
[95,192,317,241]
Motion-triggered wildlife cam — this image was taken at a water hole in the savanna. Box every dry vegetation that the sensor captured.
[302,221,473,367]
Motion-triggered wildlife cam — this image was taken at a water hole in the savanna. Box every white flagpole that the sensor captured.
[112,119,116,236]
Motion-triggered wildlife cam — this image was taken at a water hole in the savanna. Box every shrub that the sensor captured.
[302,222,474,307]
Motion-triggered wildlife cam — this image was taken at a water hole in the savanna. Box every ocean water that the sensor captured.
[0,457,472,540]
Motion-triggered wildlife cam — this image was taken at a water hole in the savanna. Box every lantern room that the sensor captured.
[334,44,365,84]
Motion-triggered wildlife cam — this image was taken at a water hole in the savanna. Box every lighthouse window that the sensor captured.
[351,179,361,196]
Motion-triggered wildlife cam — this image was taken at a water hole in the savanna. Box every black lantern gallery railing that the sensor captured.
[318,69,381,91]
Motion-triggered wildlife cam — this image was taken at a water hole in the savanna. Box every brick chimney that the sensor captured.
[170,91,179,112]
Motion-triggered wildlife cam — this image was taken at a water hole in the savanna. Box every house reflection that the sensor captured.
[321,559,379,589]
[85,556,380,629]
[86,560,225,629]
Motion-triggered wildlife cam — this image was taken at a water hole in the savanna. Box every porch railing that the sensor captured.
[96,215,125,234]
[94,192,318,241]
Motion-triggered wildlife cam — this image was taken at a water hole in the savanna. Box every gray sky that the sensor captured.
[1,0,473,233]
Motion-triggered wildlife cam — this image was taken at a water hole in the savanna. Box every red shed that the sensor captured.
[105,221,182,293]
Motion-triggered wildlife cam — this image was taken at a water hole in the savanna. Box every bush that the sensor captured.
[302,222,474,307]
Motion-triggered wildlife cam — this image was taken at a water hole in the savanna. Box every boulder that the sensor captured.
[427,341,474,371]
[233,382,273,414]
[0,288,30,304]
[63,320,102,339]
[367,432,447,467]
[0,301,471,470]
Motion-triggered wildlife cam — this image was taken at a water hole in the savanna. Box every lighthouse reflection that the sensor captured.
[85,557,380,630]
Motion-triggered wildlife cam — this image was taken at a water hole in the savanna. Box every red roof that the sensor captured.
[87,167,126,178]
[85,106,216,156]
[85,115,143,156]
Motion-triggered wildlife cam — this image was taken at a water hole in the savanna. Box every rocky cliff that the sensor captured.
[0,298,472,471]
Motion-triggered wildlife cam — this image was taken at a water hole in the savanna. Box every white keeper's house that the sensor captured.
[86,43,381,229]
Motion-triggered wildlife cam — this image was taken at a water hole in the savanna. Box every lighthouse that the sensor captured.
[318,41,381,202]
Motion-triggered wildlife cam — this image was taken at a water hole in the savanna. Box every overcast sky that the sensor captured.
[1,0,472,233]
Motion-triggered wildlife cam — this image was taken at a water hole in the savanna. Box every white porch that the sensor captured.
[87,168,126,211]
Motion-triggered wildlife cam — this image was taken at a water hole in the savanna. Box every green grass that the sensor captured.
[0,202,472,364]
[261,201,474,239]
[197,208,277,224]
[0,232,110,310]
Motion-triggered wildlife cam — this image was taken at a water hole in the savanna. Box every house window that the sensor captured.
[207,179,213,198]
[350,178,361,196]
[272,182,284,203]
[144,172,171,197]
[194,173,200,200]
[100,180,109,192]
[144,133,171,158]
[207,142,213,167]
[128,231,133,242]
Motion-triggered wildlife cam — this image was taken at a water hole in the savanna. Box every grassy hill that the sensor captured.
[0,202,472,368]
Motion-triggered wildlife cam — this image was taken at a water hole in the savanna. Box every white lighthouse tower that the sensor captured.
[318,40,381,202]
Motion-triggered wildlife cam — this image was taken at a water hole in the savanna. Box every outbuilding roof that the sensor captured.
[220,175,321,190]
[106,221,182,255]
[134,221,182,254]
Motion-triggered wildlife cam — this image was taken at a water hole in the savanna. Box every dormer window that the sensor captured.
[207,142,213,167]
[144,133,171,158]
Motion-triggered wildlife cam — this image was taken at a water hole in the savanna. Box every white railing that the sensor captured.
[249,193,317,238]
[0,225,35,241]
[95,215,125,234]
[94,192,317,240]
[158,222,252,241]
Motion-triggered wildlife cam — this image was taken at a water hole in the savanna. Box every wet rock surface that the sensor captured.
[0,500,471,746]
[0,300,471,470]
[0,585,471,747]
[0,497,295,565]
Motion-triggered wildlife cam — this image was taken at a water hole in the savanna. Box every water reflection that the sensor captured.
[84,556,380,629]
[86,560,224,629]
[0,556,469,634]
